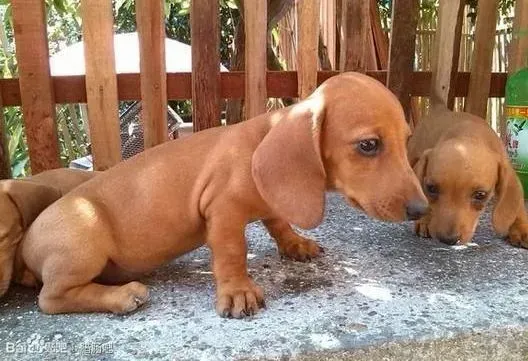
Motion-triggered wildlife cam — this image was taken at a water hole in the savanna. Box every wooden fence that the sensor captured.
[0,0,526,176]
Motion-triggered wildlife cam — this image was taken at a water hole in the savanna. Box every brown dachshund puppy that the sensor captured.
[22,72,427,317]
[0,168,98,297]
[408,102,528,248]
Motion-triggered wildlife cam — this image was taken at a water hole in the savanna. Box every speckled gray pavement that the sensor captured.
[1,193,527,360]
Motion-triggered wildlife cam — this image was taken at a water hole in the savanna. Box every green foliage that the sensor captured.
[4,107,28,177]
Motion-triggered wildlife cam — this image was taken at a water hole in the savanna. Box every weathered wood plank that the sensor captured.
[244,0,268,117]
[465,0,499,118]
[11,0,60,174]
[81,0,122,170]
[320,0,336,69]
[386,0,419,120]
[509,0,528,73]
[370,0,388,69]
[339,0,370,72]
[136,0,168,148]
[191,0,221,131]
[298,0,320,99]
[429,0,465,109]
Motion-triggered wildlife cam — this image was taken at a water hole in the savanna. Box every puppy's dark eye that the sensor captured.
[425,183,439,197]
[472,190,488,202]
[357,139,380,156]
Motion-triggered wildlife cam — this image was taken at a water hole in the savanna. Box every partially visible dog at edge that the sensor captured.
[20,72,428,318]
[408,98,528,248]
[0,168,98,297]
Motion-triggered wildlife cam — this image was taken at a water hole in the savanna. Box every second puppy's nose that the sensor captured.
[438,236,460,246]
[405,199,429,221]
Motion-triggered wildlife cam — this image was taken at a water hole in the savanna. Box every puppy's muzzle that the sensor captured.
[437,234,460,246]
[405,199,429,221]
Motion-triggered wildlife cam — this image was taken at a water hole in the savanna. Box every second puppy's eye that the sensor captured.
[357,139,380,156]
[472,190,488,202]
[425,183,439,197]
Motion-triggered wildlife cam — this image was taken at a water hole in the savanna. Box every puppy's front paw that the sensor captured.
[112,281,150,314]
[216,278,265,319]
[507,221,528,249]
[415,216,431,238]
[278,236,324,262]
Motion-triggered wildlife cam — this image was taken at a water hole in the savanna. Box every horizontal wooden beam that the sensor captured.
[0,71,508,106]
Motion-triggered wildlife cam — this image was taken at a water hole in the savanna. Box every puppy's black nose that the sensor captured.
[438,236,460,246]
[405,199,429,221]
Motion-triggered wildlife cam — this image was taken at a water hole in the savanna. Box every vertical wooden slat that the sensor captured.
[11,1,60,174]
[0,94,10,179]
[386,0,419,120]
[81,0,121,170]
[320,0,336,69]
[370,0,388,69]
[136,0,168,148]
[509,0,528,73]
[298,0,320,99]
[366,24,378,70]
[429,0,465,109]
[191,0,221,130]
[464,0,499,118]
[339,0,370,72]
[244,0,267,118]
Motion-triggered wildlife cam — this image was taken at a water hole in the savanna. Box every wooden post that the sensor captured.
[191,0,221,131]
[320,0,336,69]
[465,0,499,118]
[244,0,268,117]
[509,0,528,73]
[429,0,465,109]
[0,92,10,179]
[370,0,388,70]
[339,0,370,72]
[386,0,419,120]
[298,0,320,99]
[11,0,61,174]
[81,0,122,170]
[136,0,168,148]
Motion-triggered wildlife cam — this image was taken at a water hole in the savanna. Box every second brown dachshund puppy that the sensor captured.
[22,72,427,317]
[0,168,98,297]
[408,101,528,248]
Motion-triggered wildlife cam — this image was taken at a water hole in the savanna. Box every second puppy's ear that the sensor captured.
[493,159,524,235]
[412,149,431,184]
[3,180,61,228]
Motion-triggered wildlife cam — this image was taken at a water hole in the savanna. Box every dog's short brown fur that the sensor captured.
[0,168,98,297]
[22,72,427,317]
[408,102,528,247]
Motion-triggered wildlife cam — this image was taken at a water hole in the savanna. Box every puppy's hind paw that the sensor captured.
[112,281,150,314]
[507,222,528,249]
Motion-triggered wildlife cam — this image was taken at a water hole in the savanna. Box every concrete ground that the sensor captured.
[1,193,527,360]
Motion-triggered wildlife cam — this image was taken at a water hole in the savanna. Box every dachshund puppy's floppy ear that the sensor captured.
[412,149,431,183]
[493,159,524,235]
[252,100,326,229]
[3,180,62,229]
